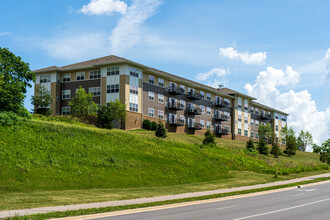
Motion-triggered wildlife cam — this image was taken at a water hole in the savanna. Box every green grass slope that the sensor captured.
[0,116,327,194]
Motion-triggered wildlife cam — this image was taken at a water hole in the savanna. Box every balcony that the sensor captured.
[187,107,202,115]
[214,113,230,121]
[167,102,185,111]
[215,128,230,135]
[166,86,185,95]
[187,91,202,100]
[168,118,185,126]
[188,122,202,130]
[261,113,271,120]
[214,100,230,107]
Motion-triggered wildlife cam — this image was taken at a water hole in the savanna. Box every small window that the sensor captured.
[107,66,119,76]
[200,105,205,114]
[180,100,185,108]
[251,132,254,138]
[180,85,185,93]
[148,91,154,101]
[206,107,211,115]
[130,85,138,95]
[148,108,154,117]
[90,70,101,79]
[130,71,139,78]
[244,130,248,136]
[158,78,164,87]
[40,75,51,83]
[107,84,119,93]
[238,128,242,135]
[180,115,185,123]
[158,94,164,104]
[158,110,164,119]
[276,125,278,131]
[207,93,211,101]
[251,119,254,126]
[149,75,155,84]
[206,121,211,130]
[200,120,205,128]
[62,90,71,99]
[200,91,205,99]
[62,106,71,116]
[76,72,85,81]
[256,133,259,139]
[63,73,71,82]
[129,103,138,112]
[89,87,100,97]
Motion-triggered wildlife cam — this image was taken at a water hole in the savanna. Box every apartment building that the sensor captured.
[33,55,288,143]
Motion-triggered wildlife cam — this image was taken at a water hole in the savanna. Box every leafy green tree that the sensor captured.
[203,129,215,145]
[69,86,97,117]
[258,122,273,144]
[142,119,151,130]
[297,130,313,151]
[0,47,35,114]
[320,138,330,153]
[151,121,157,131]
[97,99,126,129]
[270,143,281,158]
[312,144,322,153]
[284,127,297,157]
[155,120,167,138]
[31,86,52,115]
[246,139,255,152]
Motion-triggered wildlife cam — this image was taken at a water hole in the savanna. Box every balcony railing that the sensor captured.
[261,113,271,120]
[168,118,185,126]
[214,100,230,107]
[215,128,230,135]
[214,113,230,121]
[187,91,202,100]
[187,107,202,115]
[188,122,202,130]
[167,102,185,110]
[166,86,185,95]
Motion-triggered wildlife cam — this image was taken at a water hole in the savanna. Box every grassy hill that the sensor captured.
[0,116,328,210]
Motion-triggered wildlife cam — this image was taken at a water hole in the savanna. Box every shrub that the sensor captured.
[0,111,19,126]
[155,120,167,138]
[246,139,255,152]
[257,138,269,155]
[203,129,215,146]
[151,121,157,131]
[142,119,151,130]
[320,152,328,163]
[270,143,281,158]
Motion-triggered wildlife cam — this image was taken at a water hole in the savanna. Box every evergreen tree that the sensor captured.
[151,121,157,131]
[257,138,269,155]
[155,120,167,138]
[270,143,281,158]
[203,129,215,145]
[246,139,255,152]
[284,127,297,157]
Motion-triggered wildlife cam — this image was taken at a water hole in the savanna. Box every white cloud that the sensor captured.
[109,0,162,54]
[79,0,127,15]
[245,66,330,147]
[0,32,11,37]
[195,68,229,81]
[325,48,330,70]
[219,47,267,65]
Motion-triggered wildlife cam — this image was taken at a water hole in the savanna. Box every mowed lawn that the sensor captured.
[0,116,328,210]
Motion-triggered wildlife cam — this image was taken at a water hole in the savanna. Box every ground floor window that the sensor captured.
[148,108,154,117]
[62,106,71,115]
[238,128,241,135]
[129,103,138,112]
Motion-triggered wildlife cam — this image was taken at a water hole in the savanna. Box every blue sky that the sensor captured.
[1,0,329,144]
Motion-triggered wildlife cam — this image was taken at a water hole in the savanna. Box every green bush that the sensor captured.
[142,119,151,130]
[257,139,269,155]
[155,120,167,138]
[246,139,255,152]
[203,129,215,146]
[151,121,157,131]
[0,111,19,126]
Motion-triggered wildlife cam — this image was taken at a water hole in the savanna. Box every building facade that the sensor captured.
[33,55,288,143]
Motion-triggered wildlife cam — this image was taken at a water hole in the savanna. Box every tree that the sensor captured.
[319,138,330,165]
[297,130,313,151]
[31,86,52,115]
[0,47,35,114]
[155,120,167,138]
[312,144,322,154]
[203,129,215,145]
[258,123,273,144]
[151,121,157,131]
[257,138,269,155]
[284,127,297,157]
[246,139,255,152]
[97,99,126,129]
[69,86,97,117]
[270,143,281,158]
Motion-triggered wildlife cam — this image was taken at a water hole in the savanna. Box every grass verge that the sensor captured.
[5,177,330,220]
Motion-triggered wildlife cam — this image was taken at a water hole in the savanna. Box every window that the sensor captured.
[276,125,278,131]
[251,119,254,126]
[275,114,278,119]
[89,87,100,97]
[62,90,71,99]
[180,85,185,93]
[250,106,254,114]
[207,93,211,101]
[255,108,259,115]
[40,75,51,83]
[107,66,119,76]
[238,128,241,135]
[244,130,248,136]
[107,84,119,93]
[158,110,164,119]
[157,94,164,104]
[200,105,205,114]
[282,138,286,145]
[76,72,85,81]
[158,78,164,87]
[129,103,138,112]
[148,91,154,101]
[255,120,259,126]
[148,108,154,117]
[251,132,254,138]
[206,107,211,115]
[89,70,101,79]
[130,85,138,95]
[180,115,185,123]
[244,116,248,123]
[180,100,185,107]
[207,121,211,130]
[62,107,71,116]
[62,73,71,82]
[256,133,259,139]
[200,120,205,128]
[149,75,155,84]
[200,91,205,99]
[130,71,139,78]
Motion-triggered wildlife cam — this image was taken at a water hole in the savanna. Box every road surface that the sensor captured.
[93,181,330,220]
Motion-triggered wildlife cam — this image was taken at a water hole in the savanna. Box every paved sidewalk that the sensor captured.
[1,173,329,219]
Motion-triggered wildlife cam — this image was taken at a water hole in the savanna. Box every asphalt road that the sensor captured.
[93,181,330,220]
